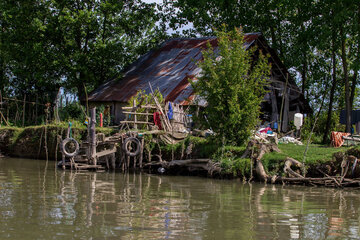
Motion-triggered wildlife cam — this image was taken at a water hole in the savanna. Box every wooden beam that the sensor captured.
[96,146,117,158]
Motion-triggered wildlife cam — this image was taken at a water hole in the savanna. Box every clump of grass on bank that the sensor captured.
[262,143,354,174]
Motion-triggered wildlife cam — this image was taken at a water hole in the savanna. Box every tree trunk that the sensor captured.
[350,74,357,108]
[340,26,351,133]
[323,33,337,143]
[300,23,307,97]
[301,55,307,97]
[76,72,87,102]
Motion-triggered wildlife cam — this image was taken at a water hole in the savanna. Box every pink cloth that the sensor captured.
[260,127,272,133]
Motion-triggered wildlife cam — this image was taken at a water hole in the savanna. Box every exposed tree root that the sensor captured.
[249,139,360,188]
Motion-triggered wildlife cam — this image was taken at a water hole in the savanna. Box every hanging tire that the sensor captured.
[61,138,80,157]
[123,137,141,157]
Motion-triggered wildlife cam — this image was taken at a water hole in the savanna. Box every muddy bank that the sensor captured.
[2,126,360,188]
[0,125,114,160]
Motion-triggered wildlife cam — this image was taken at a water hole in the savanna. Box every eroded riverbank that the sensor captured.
[1,126,360,187]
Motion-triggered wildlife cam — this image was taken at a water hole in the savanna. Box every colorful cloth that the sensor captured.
[167,102,173,120]
[153,112,162,130]
[260,127,272,133]
[331,131,351,147]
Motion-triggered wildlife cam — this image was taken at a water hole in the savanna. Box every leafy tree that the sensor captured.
[47,0,166,99]
[192,28,271,145]
[0,0,166,126]
[163,0,360,139]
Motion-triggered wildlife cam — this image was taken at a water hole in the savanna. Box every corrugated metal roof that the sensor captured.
[88,33,262,105]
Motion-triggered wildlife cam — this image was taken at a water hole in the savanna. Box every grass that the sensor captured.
[210,142,354,178]
[263,143,351,164]
[262,143,354,175]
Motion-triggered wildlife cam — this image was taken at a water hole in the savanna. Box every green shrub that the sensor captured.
[192,27,271,145]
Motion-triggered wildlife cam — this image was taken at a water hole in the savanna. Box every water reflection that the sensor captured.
[0,158,360,239]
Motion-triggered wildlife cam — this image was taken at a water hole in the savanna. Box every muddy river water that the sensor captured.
[0,158,360,239]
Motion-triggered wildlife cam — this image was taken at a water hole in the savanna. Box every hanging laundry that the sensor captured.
[167,102,173,120]
[331,131,350,147]
[153,112,162,130]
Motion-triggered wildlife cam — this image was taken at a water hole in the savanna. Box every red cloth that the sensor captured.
[331,131,350,147]
[260,127,272,133]
[153,112,162,130]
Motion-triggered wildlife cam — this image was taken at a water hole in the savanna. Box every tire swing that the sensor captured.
[123,137,141,157]
[61,138,80,157]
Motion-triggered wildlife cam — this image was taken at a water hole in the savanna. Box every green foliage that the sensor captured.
[163,0,360,142]
[192,27,271,145]
[128,89,164,108]
[301,112,343,144]
[126,89,164,129]
[59,102,85,122]
[212,145,250,177]
[0,0,167,126]
[262,143,351,169]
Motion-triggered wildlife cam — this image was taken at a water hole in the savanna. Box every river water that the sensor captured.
[0,158,360,239]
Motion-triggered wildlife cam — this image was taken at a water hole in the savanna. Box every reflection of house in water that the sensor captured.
[88,34,310,132]
[58,172,209,239]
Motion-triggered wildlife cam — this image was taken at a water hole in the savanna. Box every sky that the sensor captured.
[142,0,194,35]
[142,0,162,3]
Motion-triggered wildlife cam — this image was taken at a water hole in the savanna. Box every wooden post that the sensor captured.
[22,94,26,127]
[90,107,97,165]
[279,74,288,133]
[35,94,38,125]
[282,89,290,132]
[145,96,149,130]
[62,153,66,170]
[139,138,144,168]
[54,87,61,123]
[270,88,279,129]
[133,99,137,129]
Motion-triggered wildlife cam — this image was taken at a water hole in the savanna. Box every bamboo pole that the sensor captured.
[279,74,288,133]
[6,105,9,124]
[145,96,149,130]
[148,82,172,131]
[0,111,9,126]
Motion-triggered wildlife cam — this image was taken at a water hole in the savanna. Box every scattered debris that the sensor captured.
[279,136,303,145]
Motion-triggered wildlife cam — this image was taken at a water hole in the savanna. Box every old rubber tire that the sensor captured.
[61,138,80,157]
[123,137,141,157]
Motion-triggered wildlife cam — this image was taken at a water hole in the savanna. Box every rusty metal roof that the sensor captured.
[88,33,262,104]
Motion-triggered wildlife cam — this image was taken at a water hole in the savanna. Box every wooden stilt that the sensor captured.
[139,138,144,168]
[90,108,97,166]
